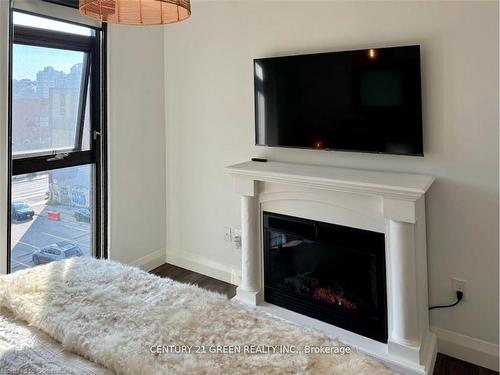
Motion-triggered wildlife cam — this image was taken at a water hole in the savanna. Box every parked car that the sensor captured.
[11,201,34,222]
[74,208,91,223]
[32,241,83,265]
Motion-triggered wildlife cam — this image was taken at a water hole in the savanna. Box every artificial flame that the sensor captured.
[313,139,325,149]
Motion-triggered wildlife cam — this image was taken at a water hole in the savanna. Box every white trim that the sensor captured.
[0,0,9,275]
[128,248,166,272]
[12,0,100,28]
[432,326,499,371]
[253,301,437,375]
[166,249,241,286]
[227,161,435,202]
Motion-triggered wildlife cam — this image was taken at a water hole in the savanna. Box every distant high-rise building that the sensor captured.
[36,66,65,99]
[65,63,83,88]
[13,79,36,99]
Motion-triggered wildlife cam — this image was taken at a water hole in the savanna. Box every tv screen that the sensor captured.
[254,45,423,156]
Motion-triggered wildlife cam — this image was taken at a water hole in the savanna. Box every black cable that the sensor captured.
[429,291,463,310]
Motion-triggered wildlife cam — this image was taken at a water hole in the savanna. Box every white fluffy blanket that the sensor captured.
[0,307,112,374]
[0,258,393,374]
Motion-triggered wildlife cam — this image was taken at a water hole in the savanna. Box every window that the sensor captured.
[8,10,106,273]
[12,44,90,155]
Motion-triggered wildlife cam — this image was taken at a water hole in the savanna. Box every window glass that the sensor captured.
[10,165,93,272]
[13,11,94,36]
[12,44,89,156]
[81,80,91,150]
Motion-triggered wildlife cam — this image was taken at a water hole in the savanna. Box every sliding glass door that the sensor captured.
[8,10,106,272]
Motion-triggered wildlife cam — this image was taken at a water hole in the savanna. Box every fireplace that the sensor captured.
[263,212,388,343]
[228,161,437,373]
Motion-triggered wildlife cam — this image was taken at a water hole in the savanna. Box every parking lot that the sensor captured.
[11,174,91,272]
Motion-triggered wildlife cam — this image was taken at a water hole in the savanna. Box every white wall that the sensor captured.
[108,25,166,271]
[164,0,499,368]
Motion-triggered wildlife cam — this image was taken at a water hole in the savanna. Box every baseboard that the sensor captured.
[432,326,499,371]
[128,248,166,272]
[166,249,241,286]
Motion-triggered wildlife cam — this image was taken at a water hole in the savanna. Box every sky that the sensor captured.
[13,45,84,81]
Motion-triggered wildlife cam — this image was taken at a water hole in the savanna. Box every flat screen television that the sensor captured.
[254,45,423,156]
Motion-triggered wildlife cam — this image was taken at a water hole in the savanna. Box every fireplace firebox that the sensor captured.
[263,212,388,343]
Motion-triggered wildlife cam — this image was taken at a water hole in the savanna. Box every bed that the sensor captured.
[0,307,112,374]
[0,257,393,374]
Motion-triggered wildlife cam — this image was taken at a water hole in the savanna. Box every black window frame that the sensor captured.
[7,7,107,273]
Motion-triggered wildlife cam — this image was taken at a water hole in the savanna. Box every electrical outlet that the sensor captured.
[224,226,232,242]
[233,228,241,249]
[452,278,467,296]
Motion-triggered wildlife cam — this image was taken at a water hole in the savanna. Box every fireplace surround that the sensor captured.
[227,160,437,375]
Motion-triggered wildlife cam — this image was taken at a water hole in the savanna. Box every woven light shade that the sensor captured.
[79,0,191,25]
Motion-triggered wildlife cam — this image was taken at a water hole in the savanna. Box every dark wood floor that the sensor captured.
[151,263,237,298]
[150,263,497,375]
[433,355,498,375]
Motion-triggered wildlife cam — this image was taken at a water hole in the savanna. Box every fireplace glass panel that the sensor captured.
[264,212,387,342]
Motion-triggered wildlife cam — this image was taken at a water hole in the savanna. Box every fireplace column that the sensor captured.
[234,179,261,305]
[388,220,419,344]
[384,198,421,363]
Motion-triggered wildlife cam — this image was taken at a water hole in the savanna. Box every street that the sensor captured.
[11,175,49,203]
[10,174,91,272]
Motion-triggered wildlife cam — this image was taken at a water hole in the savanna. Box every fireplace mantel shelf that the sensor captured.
[227,161,434,201]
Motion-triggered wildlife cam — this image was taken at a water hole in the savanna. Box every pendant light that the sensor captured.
[79,0,191,26]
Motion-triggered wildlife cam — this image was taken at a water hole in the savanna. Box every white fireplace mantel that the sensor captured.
[227,161,434,200]
[226,160,437,375]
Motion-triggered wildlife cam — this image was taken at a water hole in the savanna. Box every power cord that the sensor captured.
[429,291,463,310]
